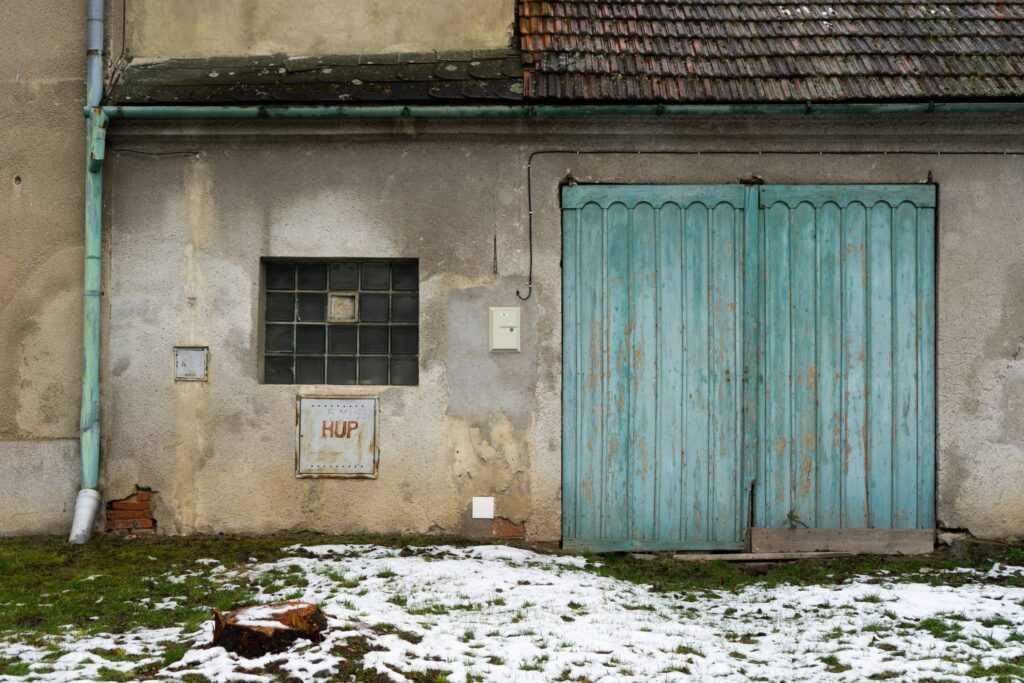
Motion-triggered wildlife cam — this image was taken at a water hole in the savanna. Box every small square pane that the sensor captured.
[265,292,294,321]
[265,324,294,352]
[297,263,327,290]
[328,325,357,354]
[295,357,325,384]
[358,357,388,385]
[296,325,326,354]
[297,293,325,321]
[266,262,294,290]
[392,293,418,323]
[390,357,418,385]
[359,293,389,322]
[391,326,417,354]
[327,357,356,385]
[360,262,390,290]
[392,262,418,291]
[264,356,293,383]
[329,262,359,290]
[359,326,389,354]
[328,293,357,322]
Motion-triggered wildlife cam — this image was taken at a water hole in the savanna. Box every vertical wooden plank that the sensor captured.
[629,203,658,542]
[816,202,843,528]
[605,202,631,541]
[867,203,894,528]
[578,202,605,542]
[892,202,920,529]
[561,205,578,542]
[791,202,818,527]
[741,188,760,539]
[682,203,710,541]
[842,203,869,528]
[917,206,937,529]
[656,203,684,541]
[710,203,740,541]
[763,201,791,528]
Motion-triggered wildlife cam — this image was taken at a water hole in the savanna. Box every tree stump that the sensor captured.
[212,601,327,657]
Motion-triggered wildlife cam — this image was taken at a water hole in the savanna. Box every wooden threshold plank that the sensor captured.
[666,551,854,562]
[750,528,935,555]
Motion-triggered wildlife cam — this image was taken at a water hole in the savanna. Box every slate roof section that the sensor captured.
[519,1,1024,102]
[106,50,523,104]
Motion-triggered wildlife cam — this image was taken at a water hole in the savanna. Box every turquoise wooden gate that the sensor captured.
[562,184,936,552]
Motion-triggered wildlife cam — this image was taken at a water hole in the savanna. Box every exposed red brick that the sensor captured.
[492,518,526,540]
[106,487,156,534]
[109,500,149,511]
[106,509,147,520]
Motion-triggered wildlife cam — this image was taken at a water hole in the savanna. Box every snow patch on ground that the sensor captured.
[2,545,1023,682]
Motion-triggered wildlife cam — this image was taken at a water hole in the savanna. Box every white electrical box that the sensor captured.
[173,346,208,381]
[488,307,521,352]
[472,496,495,519]
[297,397,378,477]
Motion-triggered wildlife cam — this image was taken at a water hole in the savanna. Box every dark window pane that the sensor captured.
[360,326,389,354]
[391,326,417,354]
[327,357,356,385]
[392,262,418,291]
[297,293,325,321]
[266,262,294,290]
[329,262,359,290]
[328,325,357,354]
[295,357,325,384]
[265,292,294,321]
[296,325,326,354]
[392,293,418,323]
[390,357,418,385]
[360,262,390,290]
[265,324,294,352]
[264,356,293,383]
[297,263,327,290]
[360,293,389,322]
[358,357,388,385]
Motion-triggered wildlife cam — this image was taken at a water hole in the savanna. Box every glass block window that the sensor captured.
[262,260,418,385]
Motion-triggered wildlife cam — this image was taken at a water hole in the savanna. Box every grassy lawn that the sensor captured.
[1,534,1023,681]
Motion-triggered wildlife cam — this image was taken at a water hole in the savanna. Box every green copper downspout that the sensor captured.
[80,108,106,491]
[69,0,106,544]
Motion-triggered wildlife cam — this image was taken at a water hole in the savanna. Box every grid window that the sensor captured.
[262,259,419,385]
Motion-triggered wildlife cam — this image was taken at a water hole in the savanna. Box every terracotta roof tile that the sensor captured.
[519,0,1024,101]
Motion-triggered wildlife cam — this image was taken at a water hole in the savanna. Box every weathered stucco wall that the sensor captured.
[0,2,87,533]
[97,115,1024,542]
[124,0,515,58]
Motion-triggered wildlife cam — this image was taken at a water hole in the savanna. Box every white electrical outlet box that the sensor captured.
[173,346,208,381]
[472,496,495,519]
[488,307,521,352]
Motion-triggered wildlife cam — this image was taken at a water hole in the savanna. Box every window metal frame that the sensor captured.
[259,258,419,386]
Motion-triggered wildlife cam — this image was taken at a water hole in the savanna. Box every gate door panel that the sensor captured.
[562,185,754,552]
[755,185,936,532]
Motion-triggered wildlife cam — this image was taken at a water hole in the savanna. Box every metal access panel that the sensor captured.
[296,397,378,477]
